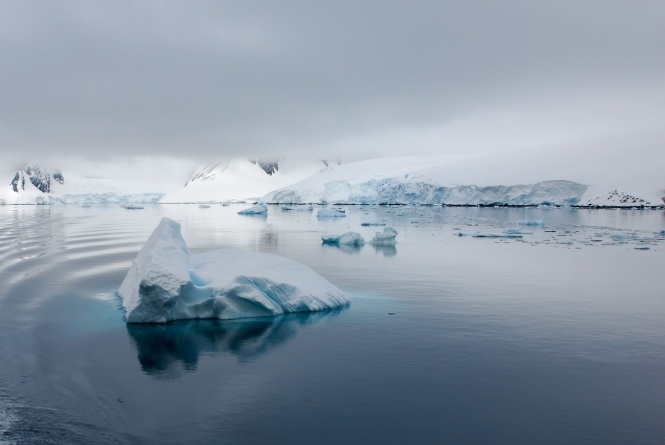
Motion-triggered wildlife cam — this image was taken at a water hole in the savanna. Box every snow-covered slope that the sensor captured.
[159,158,333,203]
[1,164,165,205]
[263,136,665,206]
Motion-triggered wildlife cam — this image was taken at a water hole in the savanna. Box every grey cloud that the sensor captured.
[1,0,664,161]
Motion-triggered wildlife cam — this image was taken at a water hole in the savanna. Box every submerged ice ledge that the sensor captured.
[118,218,349,323]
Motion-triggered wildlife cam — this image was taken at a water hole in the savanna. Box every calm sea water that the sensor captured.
[0,204,664,444]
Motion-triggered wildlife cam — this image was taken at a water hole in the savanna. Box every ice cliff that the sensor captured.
[118,218,349,323]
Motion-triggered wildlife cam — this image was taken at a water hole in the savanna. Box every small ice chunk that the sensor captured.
[519,219,545,226]
[317,209,346,218]
[238,204,268,215]
[370,227,398,246]
[660,229,665,235]
[118,218,349,323]
[322,232,365,246]
[361,222,386,226]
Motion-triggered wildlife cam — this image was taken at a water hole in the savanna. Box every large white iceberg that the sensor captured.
[118,218,349,323]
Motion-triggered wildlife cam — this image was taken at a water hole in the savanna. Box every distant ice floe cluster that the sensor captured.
[450,215,665,250]
[317,209,346,218]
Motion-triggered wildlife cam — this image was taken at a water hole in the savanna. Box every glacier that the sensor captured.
[118,218,349,323]
[266,177,587,206]
[262,138,665,207]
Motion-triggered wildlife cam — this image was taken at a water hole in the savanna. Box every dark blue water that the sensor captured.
[1,205,664,444]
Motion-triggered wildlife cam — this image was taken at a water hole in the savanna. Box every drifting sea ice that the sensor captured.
[519,219,545,226]
[238,204,268,215]
[117,218,349,323]
[370,227,398,246]
[317,208,346,218]
[321,232,365,246]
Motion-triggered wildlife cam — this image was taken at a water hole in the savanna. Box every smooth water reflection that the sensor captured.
[127,311,345,376]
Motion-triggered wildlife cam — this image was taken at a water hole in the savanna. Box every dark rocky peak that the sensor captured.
[10,164,63,193]
[249,159,279,176]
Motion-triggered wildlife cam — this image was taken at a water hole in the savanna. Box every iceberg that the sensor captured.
[370,227,398,246]
[118,218,349,323]
[238,204,268,215]
[321,232,365,246]
[519,219,545,226]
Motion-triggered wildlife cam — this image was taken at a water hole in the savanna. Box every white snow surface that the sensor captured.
[118,218,349,323]
[159,158,332,203]
[263,136,665,206]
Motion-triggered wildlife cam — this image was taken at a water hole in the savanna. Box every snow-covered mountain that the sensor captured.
[10,165,64,194]
[263,136,665,207]
[4,134,663,207]
[159,158,334,203]
[1,164,165,205]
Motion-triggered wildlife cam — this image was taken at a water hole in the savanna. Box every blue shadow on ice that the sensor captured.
[126,310,346,376]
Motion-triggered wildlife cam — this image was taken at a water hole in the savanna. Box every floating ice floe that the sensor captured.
[472,233,523,239]
[519,219,545,226]
[238,204,268,215]
[370,227,398,246]
[281,205,313,211]
[317,208,346,218]
[321,232,365,246]
[198,204,210,208]
[118,218,349,323]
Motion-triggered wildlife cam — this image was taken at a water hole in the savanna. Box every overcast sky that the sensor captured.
[1,0,664,172]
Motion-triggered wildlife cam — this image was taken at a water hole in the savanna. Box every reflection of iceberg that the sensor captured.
[127,311,345,376]
[373,244,397,257]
